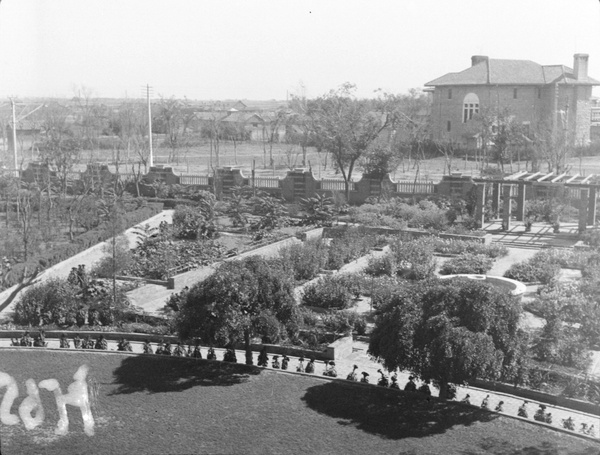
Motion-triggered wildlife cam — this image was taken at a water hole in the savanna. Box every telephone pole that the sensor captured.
[11,98,18,177]
[144,84,154,167]
[5,99,44,177]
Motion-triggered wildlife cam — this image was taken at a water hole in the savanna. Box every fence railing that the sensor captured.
[180,174,210,186]
[321,179,354,192]
[252,177,280,188]
[396,181,435,194]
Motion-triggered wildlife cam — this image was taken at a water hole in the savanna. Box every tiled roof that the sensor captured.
[425,58,600,86]
[221,112,263,123]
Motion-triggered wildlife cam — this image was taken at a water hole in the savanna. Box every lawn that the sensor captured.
[0,350,597,455]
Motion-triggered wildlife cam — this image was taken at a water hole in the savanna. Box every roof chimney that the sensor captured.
[471,55,489,67]
[573,53,589,81]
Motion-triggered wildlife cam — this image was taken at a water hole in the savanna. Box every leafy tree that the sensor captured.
[369,278,526,398]
[361,138,401,181]
[308,83,389,199]
[176,256,297,365]
[531,282,590,369]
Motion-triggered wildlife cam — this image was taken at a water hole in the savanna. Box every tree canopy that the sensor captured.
[306,83,388,198]
[175,256,297,364]
[368,278,526,398]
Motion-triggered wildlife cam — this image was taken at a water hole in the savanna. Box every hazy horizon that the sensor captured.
[1,0,600,100]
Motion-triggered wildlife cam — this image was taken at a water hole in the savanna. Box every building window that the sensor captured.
[537,87,541,99]
[447,121,451,132]
[462,93,479,123]
[448,89,452,100]
[513,88,518,99]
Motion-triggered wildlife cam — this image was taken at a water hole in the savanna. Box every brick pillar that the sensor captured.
[588,186,597,225]
[491,182,501,218]
[579,188,590,233]
[516,182,526,222]
[502,185,512,231]
[474,183,486,229]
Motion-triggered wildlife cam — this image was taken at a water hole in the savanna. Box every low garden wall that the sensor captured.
[0,330,352,362]
[323,225,492,244]
[472,378,600,416]
[0,330,180,344]
[439,274,527,297]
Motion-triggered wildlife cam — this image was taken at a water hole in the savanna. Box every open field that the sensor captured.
[0,350,597,455]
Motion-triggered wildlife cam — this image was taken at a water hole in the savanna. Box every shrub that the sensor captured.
[320,310,366,335]
[439,253,494,275]
[581,229,600,249]
[297,306,320,328]
[13,278,78,326]
[302,275,355,310]
[278,239,327,282]
[390,237,436,280]
[92,235,133,278]
[504,261,560,284]
[254,310,283,343]
[364,253,396,277]
[432,238,508,258]
[504,250,563,284]
[172,204,217,240]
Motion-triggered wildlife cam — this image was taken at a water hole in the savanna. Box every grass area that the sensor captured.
[0,350,597,455]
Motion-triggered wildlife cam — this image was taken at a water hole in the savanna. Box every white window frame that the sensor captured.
[462,93,480,123]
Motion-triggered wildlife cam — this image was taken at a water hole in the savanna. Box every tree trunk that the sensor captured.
[438,381,449,400]
[244,330,253,365]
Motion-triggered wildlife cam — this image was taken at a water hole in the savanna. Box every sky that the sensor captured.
[1,0,600,101]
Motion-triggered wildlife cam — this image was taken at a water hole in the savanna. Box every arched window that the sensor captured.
[462,93,479,123]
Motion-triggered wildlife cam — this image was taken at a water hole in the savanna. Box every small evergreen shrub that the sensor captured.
[439,253,494,275]
[302,275,355,310]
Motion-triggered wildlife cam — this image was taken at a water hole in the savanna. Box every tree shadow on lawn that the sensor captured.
[302,380,497,440]
[110,356,261,395]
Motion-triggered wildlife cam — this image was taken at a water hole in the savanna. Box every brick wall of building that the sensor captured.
[430,84,594,147]
[430,85,552,145]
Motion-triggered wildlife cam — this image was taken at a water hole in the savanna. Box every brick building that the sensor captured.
[425,54,600,148]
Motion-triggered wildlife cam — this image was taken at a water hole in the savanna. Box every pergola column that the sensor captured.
[474,183,486,229]
[491,182,501,218]
[579,188,590,234]
[502,185,512,231]
[588,186,597,226]
[516,182,526,222]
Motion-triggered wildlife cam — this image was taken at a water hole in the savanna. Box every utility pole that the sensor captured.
[144,84,154,168]
[11,98,18,177]
[4,99,44,177]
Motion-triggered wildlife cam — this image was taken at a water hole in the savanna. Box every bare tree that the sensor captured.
[308,83,389,199]
[0,266,40,313]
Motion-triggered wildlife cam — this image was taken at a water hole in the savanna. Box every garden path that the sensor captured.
[0,210,174,317]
